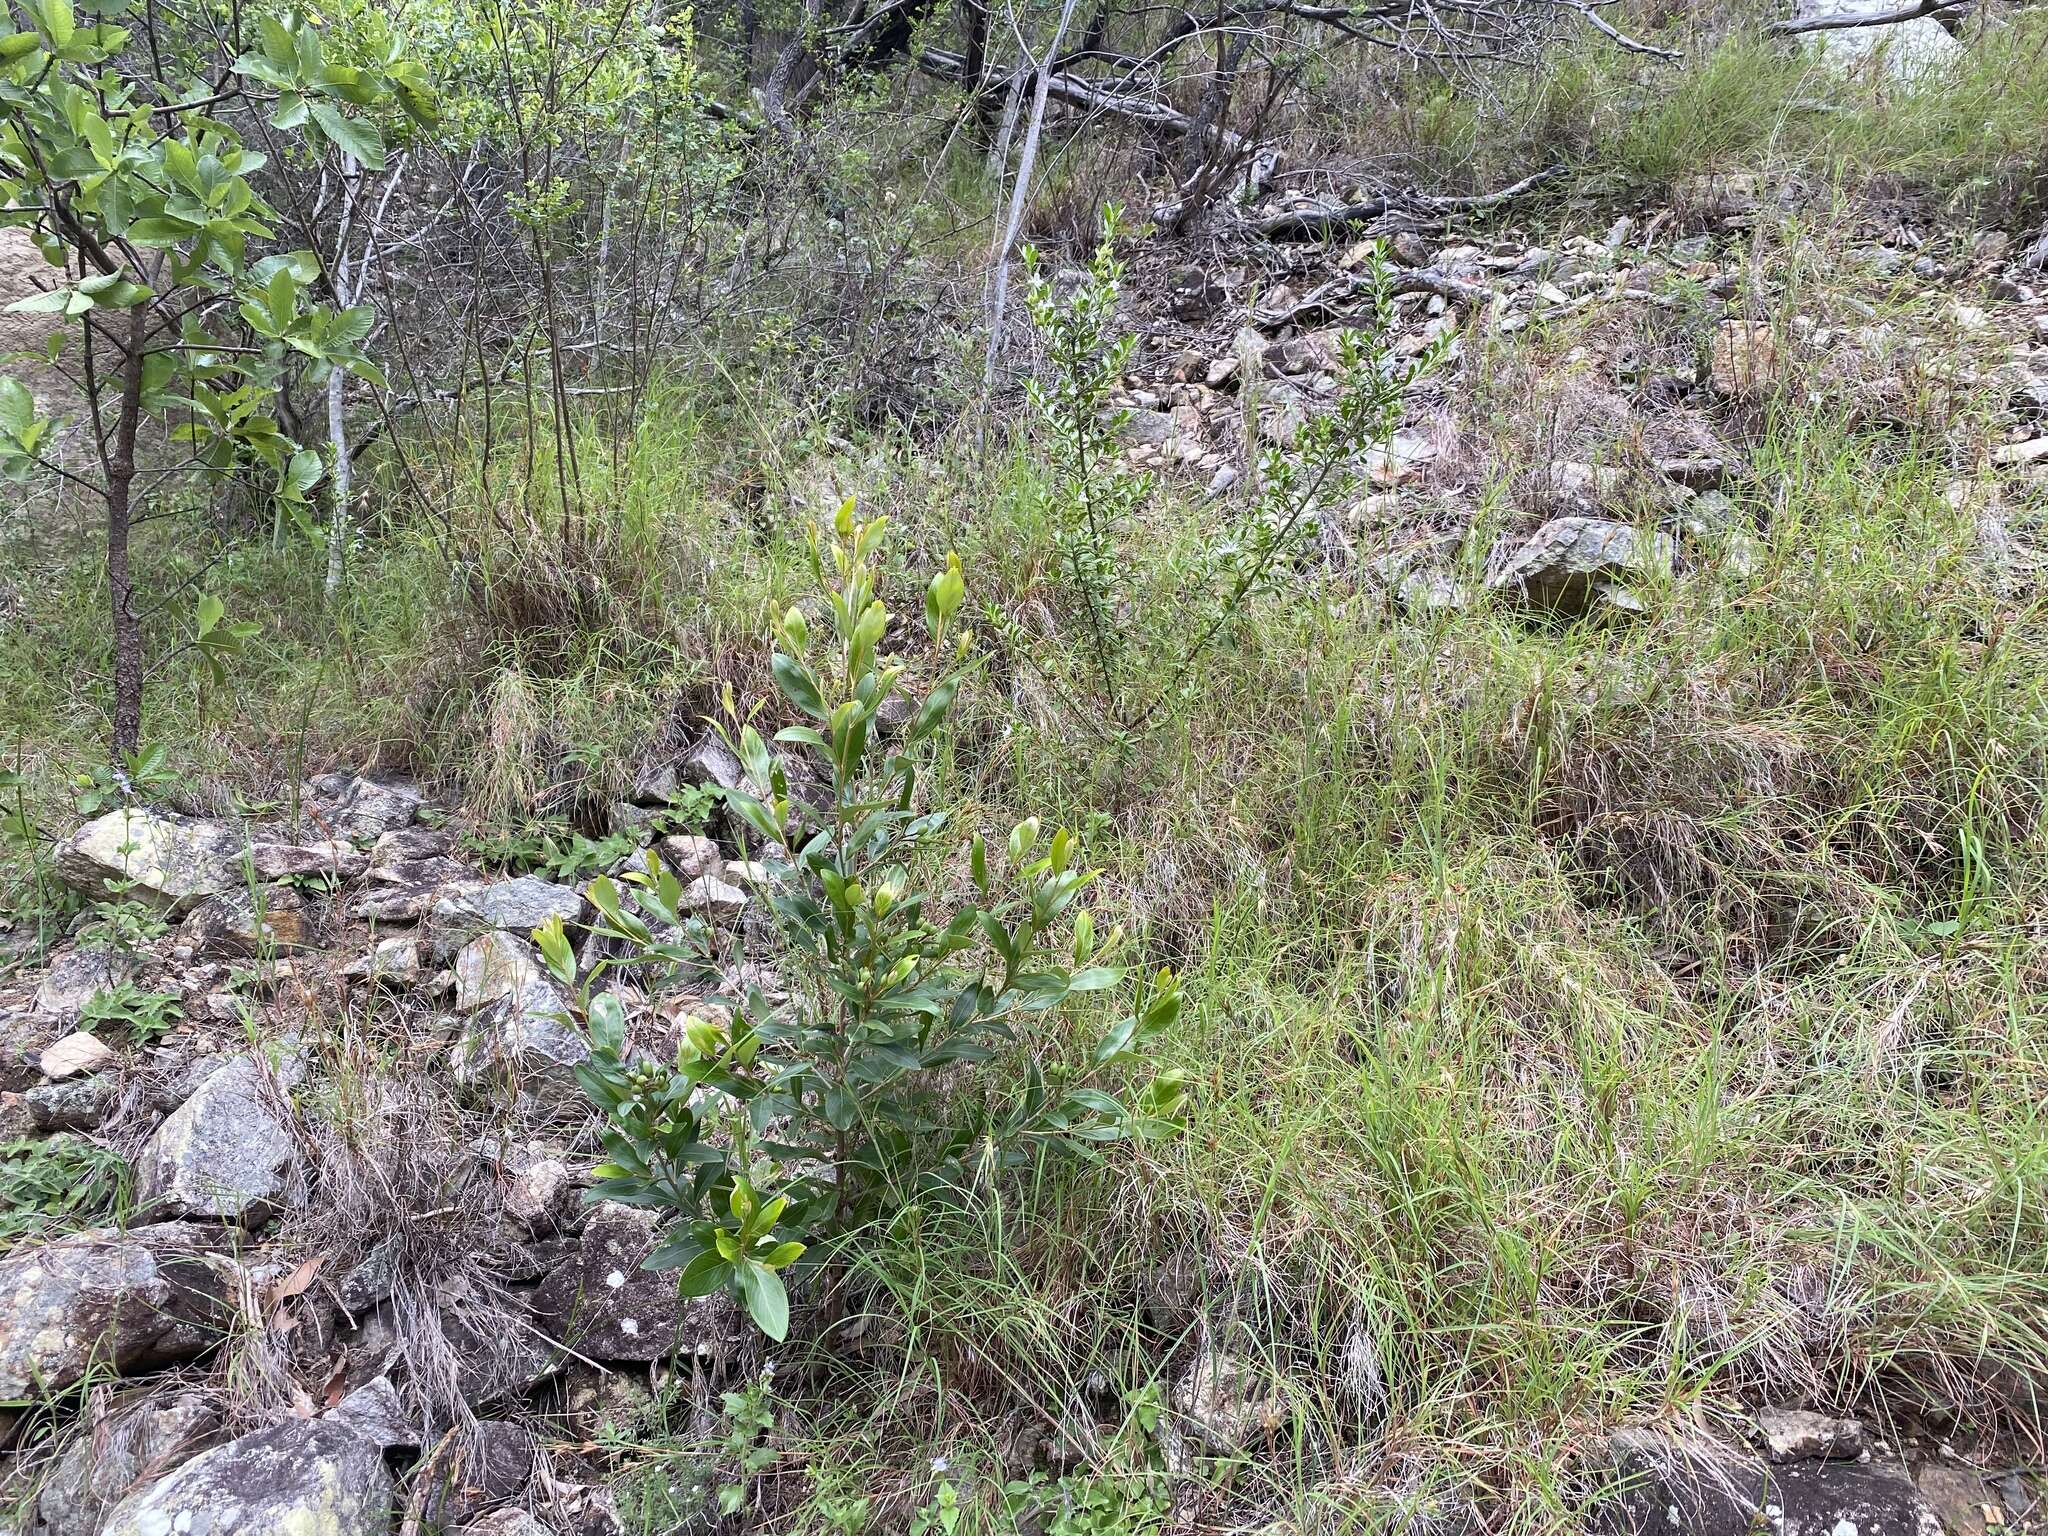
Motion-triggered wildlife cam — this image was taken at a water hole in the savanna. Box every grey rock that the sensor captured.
[368,826,453,867]
[31,1388,221,1536]
[1914,1466,1997,1536]
[450,982,586,1115]
[459,1512,550,1536]
[303,772,422,839]
[338,1235,403,1313]
[411,1420,537,1532]
[136,1051,302,1222]
[1167,263,1224,319]
[428,877,586,964]
[679,733,743,793]
[1486,517,1676,616]
[1122,408,1175,447]
[505,1156,575,1233]
[656,834,721,881]
[0,1222,234,1396]
[1173,1346,1287,1454]
[1756,1406,1864,1462]
[355,855,472,922]
[246,838,368,883]
[55,810,241,912]
[533,1203,746,1364]
[342,937,423,987]
[27,1073,116,1131]
[99,1415,394,1536]
[1599,1429,1943,1536]
[33,948,141,1024]
[629,758,679,805]
[326,1374,417,1451]
[679,874,747,916]
[452,933,550,1013]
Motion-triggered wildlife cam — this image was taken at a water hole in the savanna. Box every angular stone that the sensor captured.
[1486,517,1676,616]
[679,874,747,916]
[0,1222,234,1396]
[679,733,743,792]
[656,834,721,882]
[302,772,423,839]
[1599,1429,1944,1536]
[246,838,369,883]
[33,1388,221,1536]
[55,810,239,912]
[427,877,586,964]
[505,1156,575,1233]
[99,1415,394,1536]
[452,933,549,1013]
[1756,1405,1864,1462]
[368,826,453,867]
[41,1031,116,1081]
[450,982,586,1115]
[136,1051,302,1222]
[28,1073,116,1131]
[355,856,472,922]
[33,948,141,1024]
[178,884,316,958]
[342,936,424,987]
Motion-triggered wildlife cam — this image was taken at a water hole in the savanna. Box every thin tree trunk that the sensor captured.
[324,151,359,603]
[107,308,147,759]
[981,0,1082,399]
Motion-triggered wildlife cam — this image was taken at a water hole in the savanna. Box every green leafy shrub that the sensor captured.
[545,508,1188,1338]
[0,1135,129,1252]
[77,982,183,1043]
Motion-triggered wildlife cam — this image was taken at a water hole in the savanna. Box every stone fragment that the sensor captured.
[1756,1405,1864,1462]
[302,772,423,839]
[246,838,368,882]
[32,1389,221,1536]
[33,948,141,1024]
[1173,1347,1288,1454]
[178,884,315,958]
[40,1031,116,1081]
[1486,517,1676,616]
[533,1203,746,1364]
[27,1073,116,1131]
[99,1415,394,1536]
[428,877,586,963]
[1710,319,1778,399]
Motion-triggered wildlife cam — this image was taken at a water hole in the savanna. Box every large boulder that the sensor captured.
[1789,0,1962,78]
[98,1414,394,1536]
[1486,517,1676,616]
[0,1223,234,1397]
[31,1389,222,1536]
[136,1051,303,1222]
[533,1202,746,1364]
[427,877,586,964]
[54,810,239,912]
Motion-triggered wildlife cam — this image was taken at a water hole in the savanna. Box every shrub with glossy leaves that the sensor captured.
[543,505,1188,1338]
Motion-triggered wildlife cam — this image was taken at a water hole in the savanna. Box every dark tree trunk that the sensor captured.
[106,307,147,760]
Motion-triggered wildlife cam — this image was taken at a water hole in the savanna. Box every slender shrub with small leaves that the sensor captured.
[542,506,1188,1338]
[1017,217,1451,799]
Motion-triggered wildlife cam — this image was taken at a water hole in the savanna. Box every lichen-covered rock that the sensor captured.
[354,855,471,922]
[450,982,586,1115]
[1486,517,1676,616]
[0,1222,234,1397]
[427,877,586,963]
[32,947,140,1023]
[533,1202,745,1364]
[30,1388,222,1536]
[409,1420,537,1532]
[27,1073,116,1131]
[54,810,239,911]
[98,1415,395,1536]
[1756,1405,1864,1462]
[135,1051,302,1222]
[452,933,550,1013]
